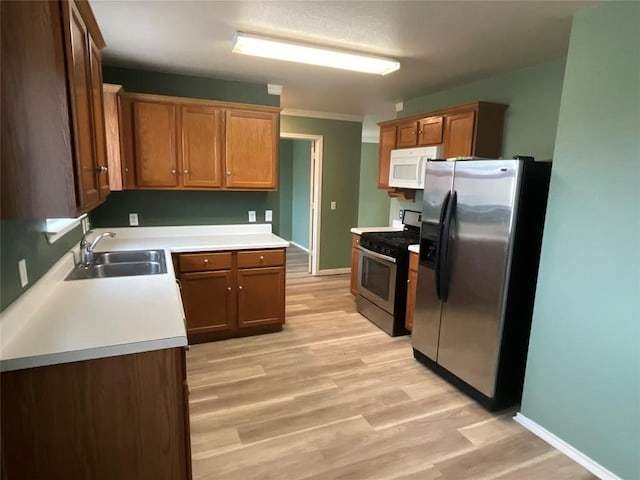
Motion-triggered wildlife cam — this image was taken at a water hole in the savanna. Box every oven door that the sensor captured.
[358,246,397,314]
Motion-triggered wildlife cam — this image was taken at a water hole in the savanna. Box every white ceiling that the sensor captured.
[91,0,597,127]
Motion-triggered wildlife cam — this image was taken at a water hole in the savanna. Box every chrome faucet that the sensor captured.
[80,230,116,267]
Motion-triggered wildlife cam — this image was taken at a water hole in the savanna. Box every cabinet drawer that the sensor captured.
[409,251,419,271]
[237,249,285,268]
[179,252,232,272]
[352,234,361,249]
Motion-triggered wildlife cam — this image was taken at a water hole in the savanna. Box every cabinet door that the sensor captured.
[88,36,109,199]
[180,270,236,336]
[405,267,418,331]
[418,116,444,146]
[64,0,100,209]
[181,105,223,188]
[224,110,277,189]
[377,124,397,188]
[350,234,360,295]
[133,101,178,187]
[237,266,285,328]
[444,111,476,158]
[395,120,419,148]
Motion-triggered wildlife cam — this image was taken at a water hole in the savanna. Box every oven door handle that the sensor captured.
[358,246,397,264]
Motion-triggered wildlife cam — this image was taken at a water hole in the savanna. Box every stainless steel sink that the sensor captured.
[66,250,167,280]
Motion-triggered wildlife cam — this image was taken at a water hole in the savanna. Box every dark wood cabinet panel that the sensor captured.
[1,0,77,218]
[63,0,101,209]
[444,111,476,158]
[1,348,192,480]
[225,109,278,189]
[181,270,236,337]
[405,253,419,331]
[88,35,109,199]
[133,101,178,187]
[181,105,223,188]
[238,266,285,329]
[418,116,444,146]
[378,124,397,189]
[350,234,360,295]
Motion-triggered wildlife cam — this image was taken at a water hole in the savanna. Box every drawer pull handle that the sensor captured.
[204,259,209,263]
[260,255,264,260]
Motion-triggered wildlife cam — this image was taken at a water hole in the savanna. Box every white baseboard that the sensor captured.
[315,268,350,276]
[289,241,310,253]
[513,413,622,480]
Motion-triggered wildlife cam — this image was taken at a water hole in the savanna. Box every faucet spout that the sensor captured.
[80,230,116,267]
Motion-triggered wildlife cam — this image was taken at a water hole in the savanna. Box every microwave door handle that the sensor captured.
[434,191,451,300]
[358,246,397,264]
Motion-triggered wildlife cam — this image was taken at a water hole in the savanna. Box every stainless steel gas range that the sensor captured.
[356,210,421,336]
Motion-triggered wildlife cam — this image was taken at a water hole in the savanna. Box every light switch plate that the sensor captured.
[18,259,28,287]
[248,211,256,222]
[265,210,273,222]
[129,213,139,226]
[330,201,337,211]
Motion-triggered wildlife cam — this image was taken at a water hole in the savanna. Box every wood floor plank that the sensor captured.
[187,246,596,480]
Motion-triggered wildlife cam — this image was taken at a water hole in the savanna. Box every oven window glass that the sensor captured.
[361,256,391,300]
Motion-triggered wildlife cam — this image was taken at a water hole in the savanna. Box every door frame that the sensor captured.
[280,132,323,275]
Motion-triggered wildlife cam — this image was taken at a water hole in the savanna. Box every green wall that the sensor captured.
[0,221,83,311]
[278,139,294,240]
[102,66,278,106]
[358,142,391,227]
[291,140,312,249]
[521,3,640,479]
[389,58,567,223]
[281,116,362,270]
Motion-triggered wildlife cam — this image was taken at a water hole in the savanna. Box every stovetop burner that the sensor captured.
[359,228,419,259]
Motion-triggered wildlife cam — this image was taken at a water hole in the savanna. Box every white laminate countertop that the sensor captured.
[409,244,420,254]
[0,225,289,372]
[350,226,404,235]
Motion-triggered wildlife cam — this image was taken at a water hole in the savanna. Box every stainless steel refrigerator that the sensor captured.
[413,158,551,410]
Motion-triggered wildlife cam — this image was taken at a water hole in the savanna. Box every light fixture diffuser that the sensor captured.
[232,32,400,76]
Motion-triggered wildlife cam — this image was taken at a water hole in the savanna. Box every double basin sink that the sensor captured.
[66,250,167,280]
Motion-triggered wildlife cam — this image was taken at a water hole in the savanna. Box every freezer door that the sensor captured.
[437,160,521,397]
[412,161,454,360]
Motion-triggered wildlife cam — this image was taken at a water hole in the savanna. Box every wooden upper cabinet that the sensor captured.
[64,0,100,209]
[418,116,444,146]
[225,109,278,189]
[88,36,109,199]
[396,120,419,148]
[444,111,476,158]
[181,105,223,188]
[133,101,178,187]
[378,124,397,188]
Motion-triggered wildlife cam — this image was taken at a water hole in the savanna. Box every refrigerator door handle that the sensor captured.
[434,191,451,300]
[439,190,457,302]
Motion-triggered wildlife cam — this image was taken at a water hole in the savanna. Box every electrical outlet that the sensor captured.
[330,201,337,211]
[265,210,273,222]
[399,209,404,219]
[248,211,256,222]
[129,213,139,226]
[18,259,28,287]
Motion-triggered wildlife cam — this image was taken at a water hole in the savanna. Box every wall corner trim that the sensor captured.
[513,413,622,480]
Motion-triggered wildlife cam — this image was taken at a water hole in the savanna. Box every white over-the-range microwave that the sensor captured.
[388,146,443,189]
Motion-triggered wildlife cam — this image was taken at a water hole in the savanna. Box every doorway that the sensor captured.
[279,133,323,275]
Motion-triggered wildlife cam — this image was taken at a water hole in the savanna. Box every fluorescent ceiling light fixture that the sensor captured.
[233,32,400,76]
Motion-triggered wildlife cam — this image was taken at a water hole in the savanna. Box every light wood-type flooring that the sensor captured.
[187,247,596,480]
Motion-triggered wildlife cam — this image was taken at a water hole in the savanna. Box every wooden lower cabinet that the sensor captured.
[177,248,286,343]
[350,233,361,295]
[405,252,419,331]
[0,348,192,480]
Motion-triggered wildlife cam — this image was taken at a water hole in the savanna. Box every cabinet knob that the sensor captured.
[171,169,176,174]
[227,286,232,291]
[260,255,264,260]
[407,279,411,284]
[184,169,189,174]
[226,171,232,176]
[96,165,108,173]
[125,167,129,172]
[417,130,423,135]
[239,285,243,290]
[412,130,416,135]
[203,258,209,263]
